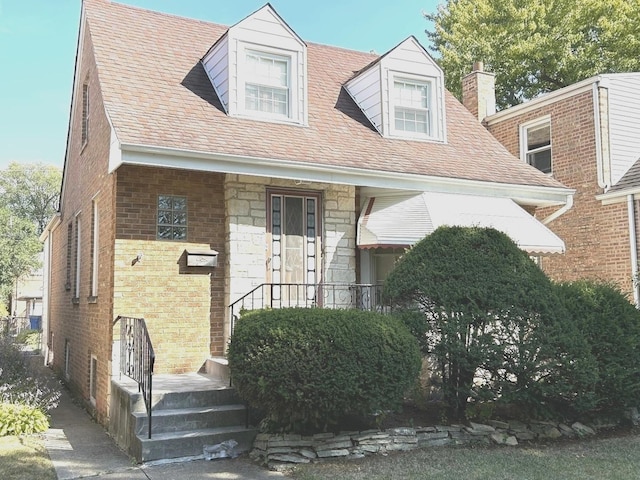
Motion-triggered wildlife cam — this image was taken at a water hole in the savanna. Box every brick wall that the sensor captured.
[48,26,116,424]
[487,90,634,295]
[113,165,226,371]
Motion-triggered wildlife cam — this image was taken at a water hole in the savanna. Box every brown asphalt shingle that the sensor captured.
[84,0,566,190]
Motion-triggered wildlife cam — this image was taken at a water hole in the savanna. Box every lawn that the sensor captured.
[0,434,56,480]
[288,430,640,480]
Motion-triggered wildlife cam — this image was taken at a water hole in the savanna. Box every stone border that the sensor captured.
[251,420,601,470]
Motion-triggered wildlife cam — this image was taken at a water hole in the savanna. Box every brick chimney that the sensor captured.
[462,61,496,122]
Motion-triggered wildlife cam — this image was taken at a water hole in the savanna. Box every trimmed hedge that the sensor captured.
[228,308,421,433]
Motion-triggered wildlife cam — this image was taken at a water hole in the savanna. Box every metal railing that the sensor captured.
[114,316,155,439]
[229,283,386,333]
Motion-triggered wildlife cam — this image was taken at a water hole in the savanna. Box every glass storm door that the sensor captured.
[268,190,321,306]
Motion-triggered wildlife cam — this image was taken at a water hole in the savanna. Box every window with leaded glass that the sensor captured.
[157,195,187,241]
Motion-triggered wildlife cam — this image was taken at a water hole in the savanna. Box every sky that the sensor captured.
[0,0,441,171]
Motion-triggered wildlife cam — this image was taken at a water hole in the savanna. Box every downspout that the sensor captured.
[542,193,574,225]
[627,194,639,306]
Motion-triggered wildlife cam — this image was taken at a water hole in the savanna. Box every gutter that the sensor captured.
[118,142,574,207]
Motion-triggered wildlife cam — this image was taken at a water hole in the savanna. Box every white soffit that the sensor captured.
[357,192,565,254]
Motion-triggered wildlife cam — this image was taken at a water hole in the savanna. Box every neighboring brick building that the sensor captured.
[41,0,572,429]
[463,67,640,302]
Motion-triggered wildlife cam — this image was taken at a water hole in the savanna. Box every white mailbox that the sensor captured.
[186,249,218,267]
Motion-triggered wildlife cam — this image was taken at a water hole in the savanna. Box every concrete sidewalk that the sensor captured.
[43,385,285,479]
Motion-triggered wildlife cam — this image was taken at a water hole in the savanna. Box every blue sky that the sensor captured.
[0,0,439,170]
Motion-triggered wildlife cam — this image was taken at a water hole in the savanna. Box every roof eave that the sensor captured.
[118,142,574,207]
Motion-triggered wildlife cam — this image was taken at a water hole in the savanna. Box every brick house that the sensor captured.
[40,0,572,461]
[465,67,640,303]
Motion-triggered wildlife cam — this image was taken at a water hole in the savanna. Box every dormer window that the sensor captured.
[245,51,289,117]
[393,79,431,136]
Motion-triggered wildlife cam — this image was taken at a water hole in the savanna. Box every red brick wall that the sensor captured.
[487,91,634,295]
[113,165,226,373]
[48,26,116,423]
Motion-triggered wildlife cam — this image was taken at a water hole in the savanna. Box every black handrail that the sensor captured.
[229,283,386,333]
[113,316,155,439]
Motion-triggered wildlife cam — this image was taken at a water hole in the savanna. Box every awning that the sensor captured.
[357,192,565,254]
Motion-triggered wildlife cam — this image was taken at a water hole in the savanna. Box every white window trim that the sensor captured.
[89,354,98,406]
[74,212,81,299]
[519,116,552,174]
[388,72,438,140]
[91,197,99,298]
[238,43,299,124]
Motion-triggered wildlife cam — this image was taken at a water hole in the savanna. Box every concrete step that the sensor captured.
[133,404,248,435]
[131,386,241,413]
[202,357,231,384]
[135,425,258,462]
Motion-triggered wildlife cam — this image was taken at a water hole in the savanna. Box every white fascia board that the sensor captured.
[597,188,640,205]
[119,142,574,207]
[485,76,600,126]
[39,213,62,242]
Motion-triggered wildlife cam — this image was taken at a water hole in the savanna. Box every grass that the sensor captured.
[0,434,56,480]
[287,430,640,480]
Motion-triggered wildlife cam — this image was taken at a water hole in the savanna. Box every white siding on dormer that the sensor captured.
[345,37,446,142]
[202,35,230,112]
[233,7,303,53]
[605,74,640,185]
[345,67,382,133]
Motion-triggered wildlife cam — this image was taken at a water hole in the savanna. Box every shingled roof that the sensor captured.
[82,0,567,192]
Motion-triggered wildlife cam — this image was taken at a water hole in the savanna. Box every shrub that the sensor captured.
[384,226,584,419]
[228,308,421,433]
[555,280,640,415]
[0,403,49,436]
[0,336,60,412]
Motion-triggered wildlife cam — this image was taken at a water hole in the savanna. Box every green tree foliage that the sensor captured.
[228,308,421,433]
[555,281,640,415]
[0,162,62,235]
[0,208,41,301]
[383,226,587,419]
[426,0,640,108]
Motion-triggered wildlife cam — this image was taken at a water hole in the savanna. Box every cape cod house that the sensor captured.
[40,0,573,461]
[465,66,640,304]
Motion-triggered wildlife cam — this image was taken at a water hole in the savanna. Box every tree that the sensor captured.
[0,207,42,303]
[0,162,62,235]
[383,226,585,419]
[426,0,640,108]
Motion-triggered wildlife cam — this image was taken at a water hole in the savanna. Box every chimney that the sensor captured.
[462,61,496,122]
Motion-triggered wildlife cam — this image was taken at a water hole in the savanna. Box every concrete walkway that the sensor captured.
[43,383,285,479]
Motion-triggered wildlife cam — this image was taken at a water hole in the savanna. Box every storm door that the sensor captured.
[267,189,321,306]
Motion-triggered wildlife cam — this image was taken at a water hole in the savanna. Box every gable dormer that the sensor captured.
[201,4,307,125]
[345,37,446,142]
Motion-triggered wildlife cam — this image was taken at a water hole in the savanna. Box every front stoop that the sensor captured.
[110,370,257,463]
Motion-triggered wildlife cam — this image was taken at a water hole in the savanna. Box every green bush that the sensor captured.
[0,336,60,412]
[555,280,640,415]
[384,226,585,419]
[228,308,421,433]
[0,403,49,436]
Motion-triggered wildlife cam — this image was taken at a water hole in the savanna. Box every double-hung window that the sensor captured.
[393,79,431,136]
[522,119,552,174]
[245,51,289,118]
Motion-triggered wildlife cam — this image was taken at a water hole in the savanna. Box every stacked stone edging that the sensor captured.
[251,420,601,470]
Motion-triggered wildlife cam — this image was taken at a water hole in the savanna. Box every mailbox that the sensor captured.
[186,249,218,267]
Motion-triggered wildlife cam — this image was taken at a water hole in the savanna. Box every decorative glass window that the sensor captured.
[245,51,289,117]
[157,195,187,241]
[522,120,552,174]
[393,79,431,135]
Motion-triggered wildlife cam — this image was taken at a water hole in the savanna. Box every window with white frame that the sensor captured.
[90,198,99,299]
[245,51,289,118]
[74,213,81,299]
[522,119,552,174]
[393,78,431,136]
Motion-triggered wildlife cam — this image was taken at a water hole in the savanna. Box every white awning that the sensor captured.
[357,192,565,254]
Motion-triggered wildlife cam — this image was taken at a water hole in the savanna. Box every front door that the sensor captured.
[267,189,322,306]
